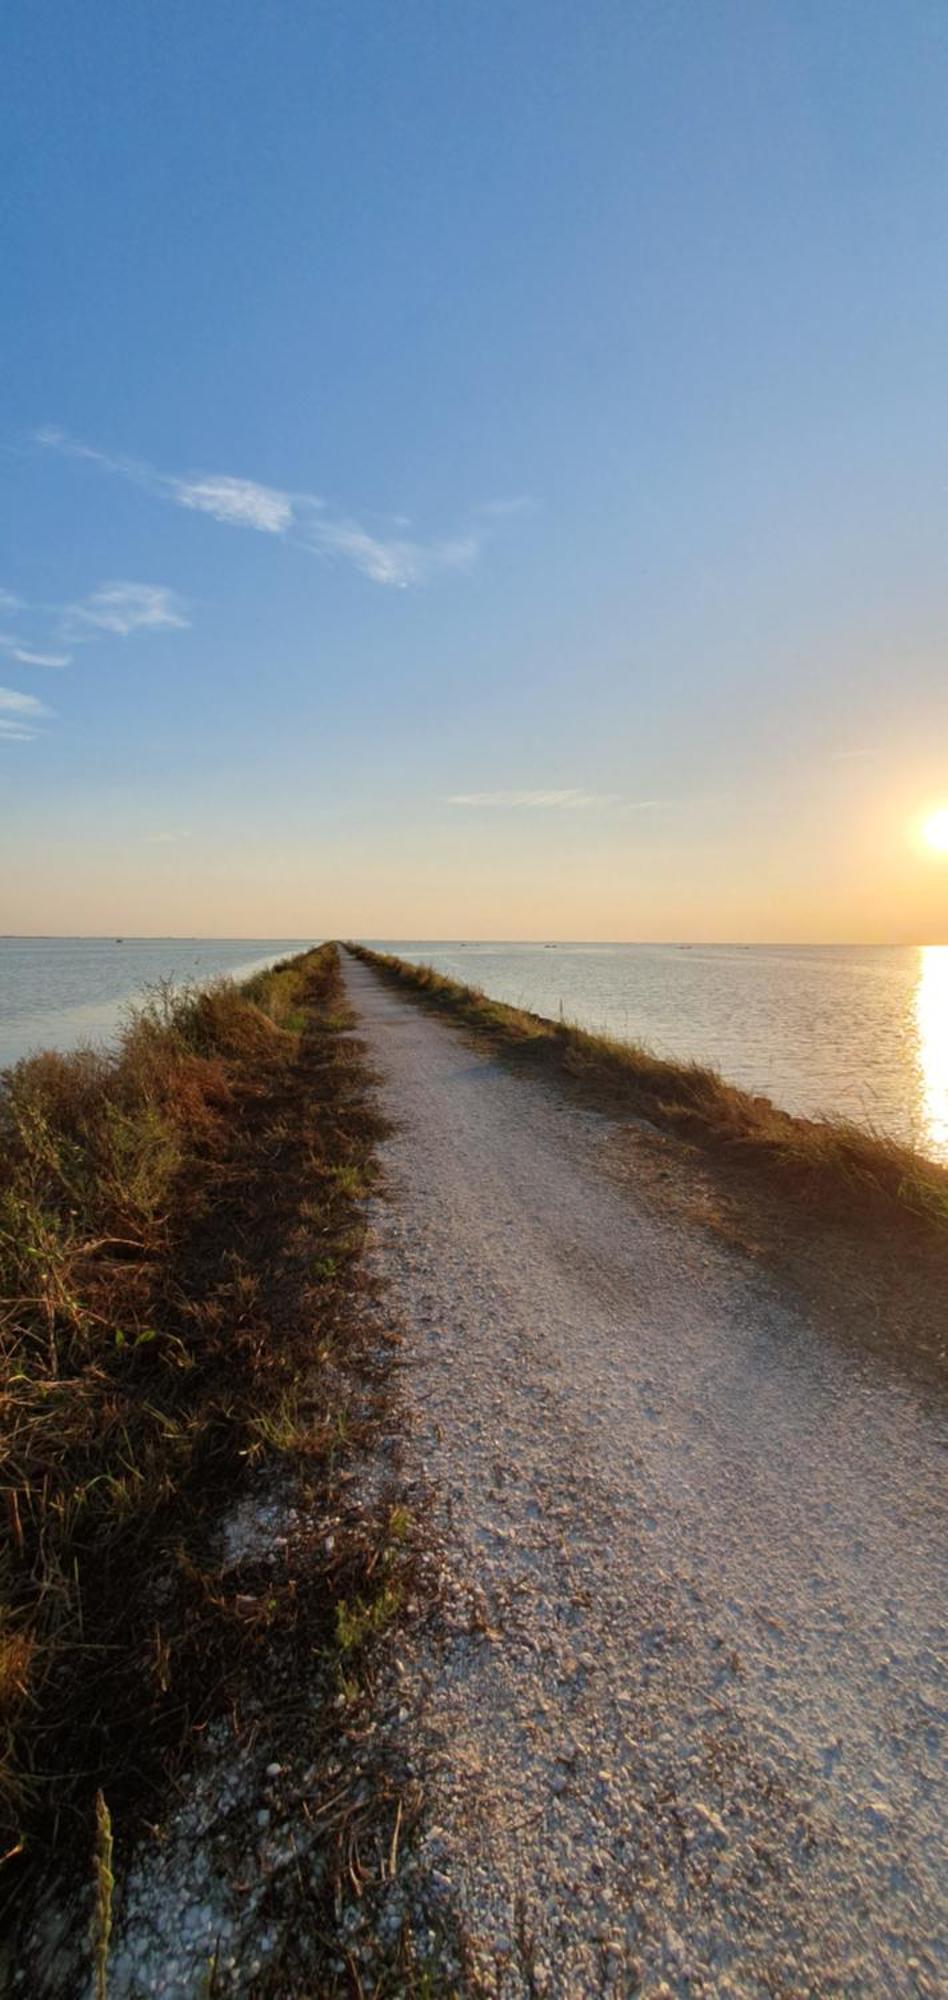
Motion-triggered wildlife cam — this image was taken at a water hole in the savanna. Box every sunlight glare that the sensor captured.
[915,945,948,1160]
[922,806,948,853]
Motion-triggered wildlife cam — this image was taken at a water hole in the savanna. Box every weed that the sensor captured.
[331,1163,370,1198]
[335,1581,403,1654]
[388,1504,412,1545]
[91,1791,113,2000]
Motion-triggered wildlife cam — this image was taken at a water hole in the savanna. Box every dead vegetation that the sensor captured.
[348,946,948,1379]
[0,943,431,1988]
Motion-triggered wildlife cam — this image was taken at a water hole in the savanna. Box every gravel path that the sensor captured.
[341,951,947,1998]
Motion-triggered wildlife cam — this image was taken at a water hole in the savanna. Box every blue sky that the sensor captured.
[4,0,948,939]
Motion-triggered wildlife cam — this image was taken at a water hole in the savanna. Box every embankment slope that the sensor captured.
[341,947,947,1996]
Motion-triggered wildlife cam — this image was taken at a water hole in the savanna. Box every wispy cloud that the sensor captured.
[34,428,159,494]
[0,638,71,667]
[173,474,295,534]
[615,797,688,814]
[0,685,51,741]
[446,788,614,809]
[0,570,185,659]
[65,582,189,637]
[37,429,297,537]
[145,828,191,844]
[307,518,479,587]
[0,686,50,716]
[37,426,524,590]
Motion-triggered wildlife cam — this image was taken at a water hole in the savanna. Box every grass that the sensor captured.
[335,1578,404,1655]
[7,933,940,1988]
[347,946,948,1240]
[0,942,408,1975]
[91,1791,113,2000]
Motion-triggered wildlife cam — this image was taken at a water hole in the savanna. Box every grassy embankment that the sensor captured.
[0,944,414,1980]
[348,945,948,1373]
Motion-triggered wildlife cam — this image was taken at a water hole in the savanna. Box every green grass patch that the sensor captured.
[335,1579,403,1655]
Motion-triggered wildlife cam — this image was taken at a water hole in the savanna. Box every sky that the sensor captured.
[3,0,948,942]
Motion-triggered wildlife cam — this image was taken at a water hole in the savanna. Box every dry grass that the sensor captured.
[346,947,948,1383]
[349,947,948,1235]
[6,936,941,1985]
[0,945,396,1931]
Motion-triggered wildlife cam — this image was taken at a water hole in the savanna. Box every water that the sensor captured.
[4,937,947,1163]
[368,941,948,1163]
[0,937,317,1071]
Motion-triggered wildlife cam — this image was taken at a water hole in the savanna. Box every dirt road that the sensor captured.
[341,951,947,1997]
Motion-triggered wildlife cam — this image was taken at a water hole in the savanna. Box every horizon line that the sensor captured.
[2,934,946,949]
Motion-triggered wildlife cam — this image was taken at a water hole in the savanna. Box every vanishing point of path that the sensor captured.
[341,952,947,1998]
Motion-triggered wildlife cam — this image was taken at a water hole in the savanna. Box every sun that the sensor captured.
[923,807,948,853]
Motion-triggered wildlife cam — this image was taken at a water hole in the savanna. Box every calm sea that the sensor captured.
[0,938,316,1073]
[3,937,947,1163]
[369,941,948,1164]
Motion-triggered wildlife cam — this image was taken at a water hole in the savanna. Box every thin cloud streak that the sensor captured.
[36,426,524,590]
[38,429,301,541]
[615,797,690,814]
[64,583,190,637]
[307,518,479,587]
[0,686,50,716]
[0,642,72,667]
[0,686,50,743]
[447,788,615,809]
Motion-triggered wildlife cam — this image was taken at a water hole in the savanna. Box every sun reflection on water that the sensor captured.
[915,945,948,1161]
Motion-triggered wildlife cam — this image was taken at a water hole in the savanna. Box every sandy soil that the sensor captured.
[341,951,947,1998]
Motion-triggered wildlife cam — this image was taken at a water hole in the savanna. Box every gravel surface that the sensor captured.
[342,951,947,1997]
